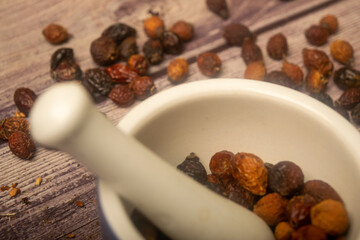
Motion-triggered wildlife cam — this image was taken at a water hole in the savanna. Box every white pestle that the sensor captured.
[29,81,274,240]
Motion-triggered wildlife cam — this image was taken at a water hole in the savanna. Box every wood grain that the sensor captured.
[1,0,359,239]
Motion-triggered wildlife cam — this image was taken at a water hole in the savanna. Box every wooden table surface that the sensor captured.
[1,0,359,239]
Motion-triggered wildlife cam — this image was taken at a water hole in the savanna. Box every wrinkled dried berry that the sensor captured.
[42,24,69,44]
[319,14,338,34]
[108,84,134,107]
[306,69,328,93]
[90,36,119,66]
[170,20,194,42]
[244,61,266,81]
[162,31,183,55]
[177,152,207,184]
[227,181,256,210]
[144,15,165,39]
[13,88,37,116]
[301,180,343,203]
[222,23,253,46]
[206,0,229,19]
[167,58,189,84]
[305,25,329,46]
[0,117,30,140]
[209,150,234,185]
[143,39,164,65]
[204,181,226,196]
[274,222,294,240]
[8,131,35,159]
[282,60,303,87]
[335,87,360,109]
[334,67,360,90]
[50,48,75,71]
[129,76,156,100]
[267,33,288,60]
[197,52,222,77]
[291,225,327,240]
[83,68,113,96]
[253,193,288,227]
[101,23,136,44]
[266,71,294,88]
[286,195,316,228]
[118,37,138,61]
[330,40,354,65]
[241,38,263,65]
[268,161,304,197]
[303,48,333,77]
[51,61,82,82]
[310,92,333,107]
[105,63,139,84]
[127,54,149,76]
[351,103,360,125]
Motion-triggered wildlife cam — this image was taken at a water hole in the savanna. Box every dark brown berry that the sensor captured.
[291,225,327,240]
[204,181,226,197]
[105,63,139,84]
[305,69,328,93]
[42,24,69,44]
[50,48,75,71]
[227,181,256,210]
[209,150,234,185]
[162,31,183,55]
[127,54,149,76]
[51,61,82,82]
[167,58,189,84]
[222,23,253,46]
[206,0,229,20]
[302,48,333,77]
[108,84,134,107]
[13,88,37,116]
[286,195,316,228]
[129,76,156,100]
[0,117,30,140]
[301,180,343,203]
[83,68,113,96]
[170,21,194,42]
[90,36,120,66]
[143,15,165,39]
[266,71,294,88]
[335,87,360,109]
[8,131,35,160]
[177,152,207,184]
[197,52,222,77]
[310,92,334,107]
[118,36,138,61]
[142,39,164,65]
[241,38,263,65]
[101,23,137,44]
[305,25,329,46]
[319,14,338,34]
[267,33,288,60]
[334,67,360,90]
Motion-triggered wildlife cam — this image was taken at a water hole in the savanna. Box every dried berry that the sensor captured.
[231,152,268,195]
[118,36,138,61]
[266,71,294,88]
[83,68,113,96]
[108,84,134,107]
[0,117,30,140]
[167,58,189,84]
[162,31,183,55]
[301,179,343,203]
[9,187,20,197]
[274,222,294,240]
[267,33,288,60]
[306,69,328,93]
[207,173,222,185]
[222,23,253,46]
[302,48,333,77]
[286,195,316,228]
[206,0,229,19]
[305,25,329,46]
[50,48,75,71]
[8,131,35,159]
[311,199,349,236]
[291,225,327,240]
[143,39,164,65]
[170,20,194,42]
[101,23,136,44]
[241,38,263,65]
[253,193,288,227]
[197,52,222,77]
[310,92,333,107]
[13,88,37,116]
[335,87,360,109]
[330,40,354,65]
[268,161,304,197]
[227,181,256,210]
[51,61,82,82]
[42,24,69,44]
[319,14,338,34]
[204,181,226,196]
[177,152,208,184]
[90,36,119,66]
[334,67,360,90]
[244,61,266,81]
[282,60,303,87]
[209,150,234,185]
[351,103,360,125]
[143,15,165,39]
[127,54,149,76]
[105,63,139,84]
[129,76,156,100]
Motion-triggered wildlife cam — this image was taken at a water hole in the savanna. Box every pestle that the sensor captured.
[29,81,274,240]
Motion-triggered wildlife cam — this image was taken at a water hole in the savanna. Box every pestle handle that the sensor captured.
[30,82,274,240]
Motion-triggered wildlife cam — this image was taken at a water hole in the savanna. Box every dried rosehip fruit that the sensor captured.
[177,152,208,184]
[266,71,294,88]
[167,58,189,84]
[319,14,338,34]
[8,131,35,159]
[206,0,229,19]
[51,61,82,82]
[129,76,156,100]
[241,38,263,65]
[267,33,288,60]
[335,87,360,109]
[253,193,288,227]
[170,20,194,42]
[334,67,360,90]
[310,92,333,107]
[101,23,136,44]
[306,69,328,93]
[291,225,327,240]
[105,63,139,84]
[83,68,113,96]
[209,150,234,185]
[207,173,222,185]
[204,180,226,196]
[351,103,360,125]
[274,222,294,240]
[227,181,256,210]
[301,179,343,203]
[231,152,268,195]
[244,61,266,81]
[42,24,69,44]
[0,117,30,140]
[311,199,349,236]
[162,31,183,55]
[13,88,37,116]
[330,40,354,65]
[222,23,253,46]
[143,15,165,39]
[118,36,138,61]
[197,52,222,77]
[286,195,316,228]
[90,36,119,66]
[268,161,304,197]
[108,84,134,107]
[50,48,75,71]
[127,54,149,76]
[305,25,329,46]
[143,39,164,65]
[282,60,303,87]
[302,48,333,77]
